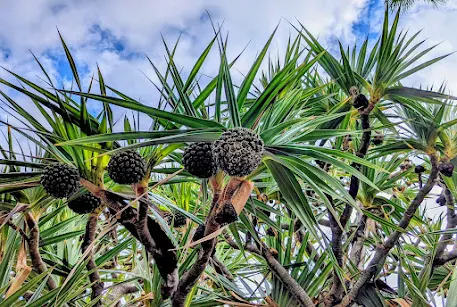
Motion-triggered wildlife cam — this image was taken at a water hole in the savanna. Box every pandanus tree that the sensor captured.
[0,6,457,307]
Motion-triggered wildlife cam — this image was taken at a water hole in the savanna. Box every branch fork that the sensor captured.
[171,177,253,307]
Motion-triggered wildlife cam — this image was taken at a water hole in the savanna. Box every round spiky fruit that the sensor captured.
[213,128,264,177]
[438,162,454,177]
[436,194,446,206]
[266,227,275,236]
[192,224,205,242]
[107,150,146,184]
[166,211,187,228]
[40,163,80,198]
[353,94,369,110]
[68,193,101,214]
[372,134,384,146]
[261,208,271,218]
[316,160,328,169]
[415,165,426,174]
[215,202,238,225]
[182,142,217,178]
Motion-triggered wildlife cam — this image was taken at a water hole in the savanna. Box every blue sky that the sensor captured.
[0,0,456,127]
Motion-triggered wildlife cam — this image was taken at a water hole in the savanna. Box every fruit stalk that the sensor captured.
[337,154,439,307]
[81,212,104,306]
[80,179,178,299]
[172,178,252,307]
[24,212,56,290]
[326,108,371,305]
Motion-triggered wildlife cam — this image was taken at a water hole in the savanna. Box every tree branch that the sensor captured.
[81,213,104,306]
[225,233,315,307]
[24,212,56,290]
[171,187,222,307]
[434,185,457,260]
[80,180,178,300]
[326,112,371,305]
[259,241,315,307]
[434,249,457,266]
[336,154,439,307]
[172,178,246,306]
[4,220,29,241]
[132,182,177,298]
[210,256,234,280]
[106,282,141,305]
[349,214,368,270]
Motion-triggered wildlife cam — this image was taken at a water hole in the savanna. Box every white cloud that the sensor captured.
[0,0,368,91]
[399,0,457,93]
[1,0,456,137]
[0,0,374,139]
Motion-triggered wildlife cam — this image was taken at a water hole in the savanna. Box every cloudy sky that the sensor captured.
[0,0,455,141]
[1,0,456,105]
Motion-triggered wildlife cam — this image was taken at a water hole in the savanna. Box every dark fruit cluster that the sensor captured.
[213,128,264,177]
[436,194,446,206]
[215,202,238,225]
[182,142,217,178]
[414,165,426,174]
[353,94,369,110]
[41,163,80,198]
[399,159,411,171]
[372,134,384,146]
[165,211,187,228]
[192,224,205,242]
[438,161,454,177]
[107,150,146,184]
[266,227,275,236]
[316,160,328,169]
[68,192,101,214]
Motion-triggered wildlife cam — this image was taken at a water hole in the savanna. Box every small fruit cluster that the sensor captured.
[371,133,384,146]
[343,132,385,148]
[182,127,264,179]
[438,160,454,177]
[183,128,264,232]
[164,211,187,228]
[353,94,369,110]
[40,150,148,215]
[40,163,100,214]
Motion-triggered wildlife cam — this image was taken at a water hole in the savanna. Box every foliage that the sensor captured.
[0,5,456,307]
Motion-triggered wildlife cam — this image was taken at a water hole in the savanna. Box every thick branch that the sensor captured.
[226,233,314,307]
[172,188,223,307]
[82,185,178,300]
[349,214,368,270]
[435,186,457,260]
[81,213,104,306]
[172,178,251,307]
[344,113,371,222]
[259,241,315,307]
[336,154,439,307]
[106,282,141,304]
[326,112,371,305]
[210,256,234,280]
[24,212,56,290]
[132,183,177,298]
[434,249,457,266]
